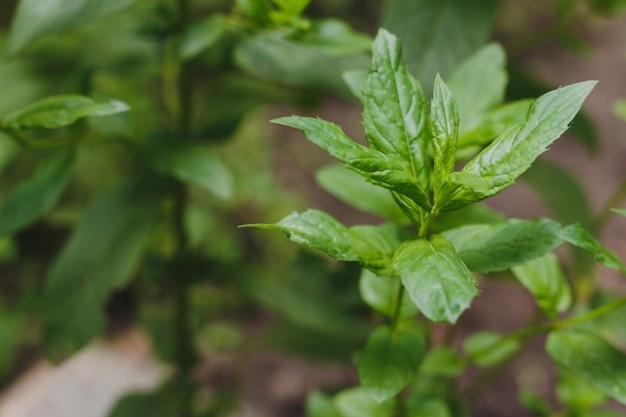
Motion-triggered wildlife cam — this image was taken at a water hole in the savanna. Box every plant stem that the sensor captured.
[593,177,626,231]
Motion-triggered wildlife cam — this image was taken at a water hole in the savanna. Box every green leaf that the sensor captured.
[363,29,429,191]
[357,323,425,403]
[307,390,343,417]
[430,74,459,202]
[557,372,607,410]
[441,218,563,272]
[457,99,532,150]
[273,116,431,210]
[8,0,136,53]
[296,19,371,56]
[511,252,572,318]
[0,308,26,378]
[234,31,369,95]
[179,15,229,60]
[547,331,626,405]
[382,0,498,96]
[612,208,626,217]
[148,144,233,200]
[523,160,593,229]
[445,81,597,211]
[464,331,521,366]
[560,223,626,274]
[108,376,194,417]
[245,209,399,272]
[434,203,505,232]
[359,269,418,319]
[316,164,405,222]
[613,99,626,122]
[393,234,477,323]
[43,178,159,361]
[334,387,394,417]
[0,151,74,236]
[419,347,465,377]
[236,0,272,23]
[3,95,130,131]
[273,0,311,15]
[448,43,507,133]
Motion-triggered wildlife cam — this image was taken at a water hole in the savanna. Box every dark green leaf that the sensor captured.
[8,0,136,53]
[273,116,431,210]
[108,376,194,417]
[445,81,597,210]
[179,15,229,60]
[382,0,498,96]
[334,387,394,417]
[234,31,369,95]
[359,269,418,319]
[393,234,477,323]
[0,151,74,235]
[560,223,626,274]
[296,19,371,56]
[3,95,130,131]
[235,0,271,23]
[441,218,563,272]
[357,323,425,402]
[430,74,459,202]
[316,164,405,222]
[464,331,521,366]
[363,29,429,191]
[511,252,571,318]
[0,309,26,378]
[43,178,159,361]
[523,160,592,229]
[245,209,398,272]
[448,43,507,133]
[148,145,233,200]
[547,331,626,405]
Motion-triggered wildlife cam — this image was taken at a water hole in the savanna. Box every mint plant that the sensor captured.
[248,29,626,416]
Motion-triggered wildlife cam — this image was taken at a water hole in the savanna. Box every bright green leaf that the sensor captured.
[419,346,465,377]
[359,269,417,319]
[43,179,159,361]
[560,223,626,274]
[445,81,597,211]
[3,95,130,131]
[547,331,626,405]
[557,371,607,410]
[148,145,233,200]
[273,116,431,210]
[236,0,271,23]
[512,252,571,318]
[464,331,521,366]
[307,390,343,417]
[613,99,626,122]
[442,218,563,272]
[8,0,136,53]
[179,15,229,60]
[430,74,459,202]
[334,387,394,417]
[612,208,626,216]
[316,164,405,222]
[0,151,74,235]
[393,234,477,323]
[357,323,425,402]
[245,209,398,272]
[343,69,368,101]
[448,43,507,133]
[362,29,429,191]
[273,0,311,15]
[382,0,498,95]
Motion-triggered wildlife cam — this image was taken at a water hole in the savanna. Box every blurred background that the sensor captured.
[0,0,626,416]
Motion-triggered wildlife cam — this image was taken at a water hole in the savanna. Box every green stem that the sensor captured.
[593,177,626,232]
[390,282,405,330]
